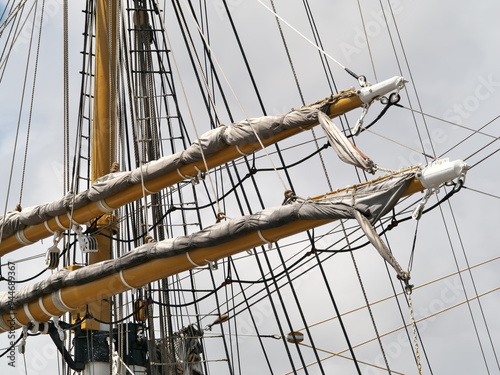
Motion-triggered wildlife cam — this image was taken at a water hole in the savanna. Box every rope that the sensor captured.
[436,202,493,373]
[465,140,499,167]
[441,114,500,158]
[462,186,500,200]
[18,0,46,205]
[445,199,500,370]
[356,0,378,82]
[406,293,423,374]
[63,0,69,194]
[384,0,437,161]
[182,0,290,193]
[255,0,361,81]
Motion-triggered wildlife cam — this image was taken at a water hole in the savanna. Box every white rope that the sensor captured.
[407,293,423,374]
[255,0,347,71]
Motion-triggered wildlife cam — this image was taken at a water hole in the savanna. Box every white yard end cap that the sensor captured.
[418,159,467,189]
[358,76,406,103]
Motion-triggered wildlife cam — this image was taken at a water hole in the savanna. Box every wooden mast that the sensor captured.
[79,0,118,343]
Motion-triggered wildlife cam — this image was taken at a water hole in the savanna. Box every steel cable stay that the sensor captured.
[171,6,302,368]
[300,0,338,94]
[383,0,437,162]
[171,2,308,368]
[461,185,500,200]
[0,0,40,251]
[394,106,499,143]
[177,0,289,194]
[433,202,493,374]
[206,263,235,373]
[443,199,500,371]
[229,259,276,374]
[356,0,379,83]
[18,0,46,206]
[464,139,499,166]
[0,0,35,78]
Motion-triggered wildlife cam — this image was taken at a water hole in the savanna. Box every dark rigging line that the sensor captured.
[440,114,500,158]
[465,143,499,167]
[436,201,492,374]
[445,199,500,371]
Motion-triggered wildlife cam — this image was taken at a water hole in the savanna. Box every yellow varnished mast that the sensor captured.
[80,0,119,331]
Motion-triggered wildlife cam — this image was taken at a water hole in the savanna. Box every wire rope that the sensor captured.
[255,0,361,81]
[436,200,492,374]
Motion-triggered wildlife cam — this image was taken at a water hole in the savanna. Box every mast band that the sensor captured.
[186,252,202,267]
[24,304,35,323]
[257,230,271,243]
[96,199,114,213]
[15,230,33,246]
[235,145,249,156]
[119,270,135,290]
[51,290,72,312]
[39,296,59,317]
[55,215,70,230]
[43,221,55,234]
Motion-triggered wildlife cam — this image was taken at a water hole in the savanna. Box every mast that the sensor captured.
[76,0,118,372]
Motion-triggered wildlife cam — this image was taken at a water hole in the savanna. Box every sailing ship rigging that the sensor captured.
[0,1,499,374]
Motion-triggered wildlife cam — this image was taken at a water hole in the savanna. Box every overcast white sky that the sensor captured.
[0,0,499,374]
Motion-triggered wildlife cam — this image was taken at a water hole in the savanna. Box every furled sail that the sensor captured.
[0,171,417,332]
[0,76,406,256]
[0,94,352,255]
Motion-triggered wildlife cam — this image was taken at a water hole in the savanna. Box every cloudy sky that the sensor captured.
[0,0,499,374]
